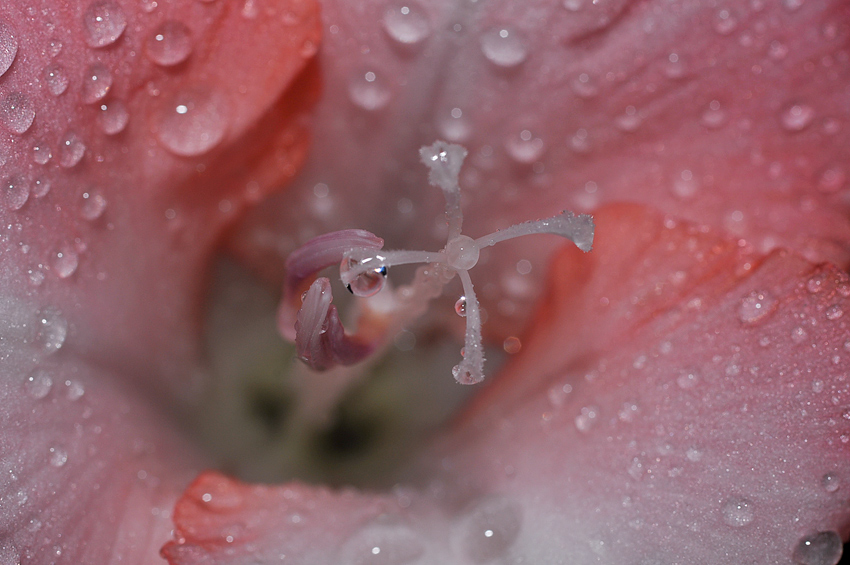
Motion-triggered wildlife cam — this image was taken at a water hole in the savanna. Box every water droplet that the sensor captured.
[615,106,642,132]
[338,523,425,565]
[817,166,846,193]
[96,100,129,134]
[807,273,827,294]
[348,70,392,111]
[563,0,583,11]
[664,52,686,78]
[503,336,521,354]
[48,39,63,58]
[686,447,703,462]
[714,10,738,35]
[146,20,193,66]
[575,405,600,432]
[671,169,700,199]
[81,190,107,220]
[812,379,825,393]
[791,326,808,344]
[24,369,53,399]
[382,2,431,46]
[4,174,30,210]
[32,141,52,165]
[48,446,67,467]
[455,296,467,317]
[155,88,228,156]
[618,401,639,423]
[505,129,545,164]
[721,497,754,527]
[53,248,79,279]
[446,234,479,270]
[783,0,805,11]
[701,100,726,128]
[0,92,35,134]
[792,531,842,565]
[37,307,68,353]
[438,107,471,142]
[677,369,700,389]
[82,63,112,104]
[479,27,527,68]
[32,178,50,198]
[738,290,777,324]
[340,257,387,297]
[58,131,86,168]
[821,473,840,493]
[44,64,69,96]
[571,73,598,98]
[64,379,85,401]
[0,21,18,78]
[83,1,127,48]
[781,104,815,132]
[825,305,843,321]
[455,497,522,564]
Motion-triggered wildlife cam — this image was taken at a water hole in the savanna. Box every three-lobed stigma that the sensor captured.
[279,140,595,384]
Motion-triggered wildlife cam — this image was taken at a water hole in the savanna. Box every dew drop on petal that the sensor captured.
[721,497,754,527]
[0,21,17,78]
[32,178,50,198]
[714,10,738,35]
[701,100,726,128]
[505,129,545,164]
[36,307,68,353]
[671,169,700,199]
[83,1,127,48]
[96,100,129,134]
[82,63,112,104]
[64,379,85,401]
[4,174,30,210]
[146,20,193,66]
[571,73,598,98]
[81,190,107,220]
[575,405,600,432]
[446,235,479,270]
[155,88,228,157]
[738,290,777,325]
[676,369,700,389]
[792,531,843,565]
[24,369,53,400]
[825,305,843,321]
[382,2,431,46]
[455,497,522,564]
[783,0,805,11]
[32,141,51,165]
[340,257,387,297]
[791,326,808,344]
[58,131,86,168]
[338,523,425,565]
[43,64,69,96]
[348,70,392,111]
[480,27,527,68]
[48,446,67,468]
[0,92,35,135]
[822,473,840,493]
[615,106,642,132]
[53,248,79,279]
[780,103,815,132]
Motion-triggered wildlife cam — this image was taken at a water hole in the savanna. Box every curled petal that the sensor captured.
[278,229,383,340]
[294,278,373,371]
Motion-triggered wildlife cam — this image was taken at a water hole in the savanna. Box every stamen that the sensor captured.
[282,140,595,385]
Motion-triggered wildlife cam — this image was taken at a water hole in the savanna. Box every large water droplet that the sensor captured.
[146,20,192,66]
[0,21,18,78]
[0,92,35,134]
[480,27,527,68]
[44,64,69,96]
[792,531,842,565]
[455,296,467,317]
[32,141,52,165]
[340,257,387,297]
[382,2,431,45]
[455,497,522,564]
[721,497,754,527]
[53,247,79,279]
[738,290,777,324]
[4,174,30,210]
[96,100,129,134]
[505,129,545,164]
[338,523,425,565]
[780,104,815,132]
[348,70,392,111]
[24,369,53,399]
[155,88,228,157]
[48,446,68,467]
[81,190,107,220]
[446,234,479,270]
[83,1,127,48]
[36,307,68,353]
[82,63,112,104]
[58,131,86,168]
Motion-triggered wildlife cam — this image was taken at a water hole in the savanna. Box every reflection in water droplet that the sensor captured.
[82,63,112,104]
[340,257,387,297]
[455,497,522,564]
[505,129,545,164]
[781,104,815,132]
[792,531,842,565]
[83,1,127,48]
[721,497,754,527]
[58,131,86,168]
[146,20,193,66]
[81,190,107,220]
[0,92,35,134]
[738,290,777,324]
[0,21,18,78]
[480,27,527,68]
[48,446,68,467]
[53,248,79,279]
[155,88,228,156]
[382,2,431,45]
[37,307,68,352]
[455,295,467,317]
[338,523,425,565]
[96,100,129,134]
[348,70,392,111]
[25,369,53,399]
[4,174,30,210]
[32,141,52,165]
[44,64,69,96]
[822,473,840,493]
